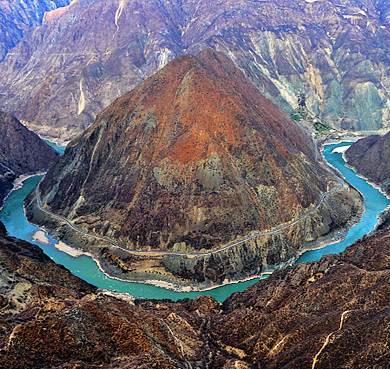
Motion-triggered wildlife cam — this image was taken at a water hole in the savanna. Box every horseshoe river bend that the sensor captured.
[1,141,389,301]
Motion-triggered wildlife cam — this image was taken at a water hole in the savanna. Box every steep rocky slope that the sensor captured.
[0,111,59,205]
[0,0,72,63]
[25,50,362,288]
[1,218,390,368]
[209,225,390,368]
[345,132,390,195]
[1,0,390,141]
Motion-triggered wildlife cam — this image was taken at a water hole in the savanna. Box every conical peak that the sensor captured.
[92,48,312,166]
[38,50,329,253]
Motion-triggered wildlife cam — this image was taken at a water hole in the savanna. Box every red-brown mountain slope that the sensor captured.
[30,49,344,256]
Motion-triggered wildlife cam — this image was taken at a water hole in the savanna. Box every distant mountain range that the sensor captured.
[26,49,363,288]
[0,0,72,62]
[1,0,390,142]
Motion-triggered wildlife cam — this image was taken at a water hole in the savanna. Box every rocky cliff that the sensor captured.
[0,0,72,63]
[0,111,59,205]
[25,50,363,288]
[1,0,390,141]
[345,132,390,195]
[1,217,390,368]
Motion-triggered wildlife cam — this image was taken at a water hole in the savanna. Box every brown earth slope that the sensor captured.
[25,50,362,288]
[0,221,181,369]
[1,218,390,368]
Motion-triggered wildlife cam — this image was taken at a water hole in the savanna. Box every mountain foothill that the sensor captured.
[0,215,389,368]
[25,49,362,288]
[0,111,59,206]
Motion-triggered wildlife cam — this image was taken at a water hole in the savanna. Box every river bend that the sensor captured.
[1,141,389,301]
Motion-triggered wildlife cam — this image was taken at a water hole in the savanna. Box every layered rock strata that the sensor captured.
[1,0,390,141]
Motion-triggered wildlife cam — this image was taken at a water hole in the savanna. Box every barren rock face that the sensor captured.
[0,0,72,62]
[345,132,390,195]
[32,49,333,252]
[1,216,390,368]
[0,111,59,205]
[1,0,390,141]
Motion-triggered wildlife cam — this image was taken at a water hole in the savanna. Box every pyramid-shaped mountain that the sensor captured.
[33,49,332,252]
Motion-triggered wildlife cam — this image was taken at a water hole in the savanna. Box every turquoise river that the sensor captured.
[1,141,389,301]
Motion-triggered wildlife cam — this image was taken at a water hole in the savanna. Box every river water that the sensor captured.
[1,142,389,301]
[297,142,390,263]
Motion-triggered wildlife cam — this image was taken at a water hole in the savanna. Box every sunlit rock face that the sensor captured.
[1,0,390,141]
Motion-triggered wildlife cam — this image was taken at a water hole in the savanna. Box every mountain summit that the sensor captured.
[33,49,323,248]
[27,50,361,286]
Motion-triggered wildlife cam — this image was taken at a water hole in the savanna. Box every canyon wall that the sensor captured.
[1,0,390,141]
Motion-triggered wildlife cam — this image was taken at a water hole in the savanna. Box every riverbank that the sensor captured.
[342,156,390,231]
[23,139,365,292]
[2,140,387,299]
[92,253,271,293]
[323,133,390,220]
[297,140,390,263]
[0,172,45,212]
[342,160,390,201]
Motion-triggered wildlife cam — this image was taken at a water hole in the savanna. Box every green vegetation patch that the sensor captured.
[313,121,332,132]
[291,113,301,121]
